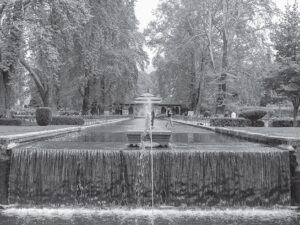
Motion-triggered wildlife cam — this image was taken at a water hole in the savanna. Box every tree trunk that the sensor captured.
[196,56,205,113]
[41,87,51,107]
[3,71,11,117]
[293,106,298,127]
[208,8,216,71]
[101,76,106,110]
[20,59,51,107]
[216,0,229,115]
[0,71,6,117]
[82,79,91,115]
[189,51,197,111]
[0,70,12,118]
[292,96,300,127]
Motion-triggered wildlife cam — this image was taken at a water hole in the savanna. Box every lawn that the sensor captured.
[0,125,75,136]
[231,127,300,139]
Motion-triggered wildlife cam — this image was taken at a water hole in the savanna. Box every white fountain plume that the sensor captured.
[143,98,154,208]
[147,98,154,209]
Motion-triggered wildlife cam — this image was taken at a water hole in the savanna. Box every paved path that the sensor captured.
[232,127,300,139]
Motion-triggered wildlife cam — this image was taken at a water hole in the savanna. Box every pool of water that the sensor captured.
[17,119,277,155]
[28,119,266,151]
[6,119,295,224]
[1,207,300,225]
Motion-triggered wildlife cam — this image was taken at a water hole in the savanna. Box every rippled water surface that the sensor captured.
[5,120,297,224]
[1,207,300,225]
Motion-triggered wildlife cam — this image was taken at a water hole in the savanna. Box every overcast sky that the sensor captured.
[134,0,292,72]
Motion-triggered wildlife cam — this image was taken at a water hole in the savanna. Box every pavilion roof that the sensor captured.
[133,93,162,104]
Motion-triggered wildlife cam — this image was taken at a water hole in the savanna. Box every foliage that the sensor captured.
[36,107,52,126]
[146,0,275,112]
[204,111,212,118]
[0,0,146,115]
[0,119,22,126]
[77,0,148,115]
[270,119,300,127]
[59,111,80,116]
[210,118,252,127]
[210,117,264,127]
[253,120,265,127]
[264,1,300,127]
[239,110,267,122]
[51,116,84,125]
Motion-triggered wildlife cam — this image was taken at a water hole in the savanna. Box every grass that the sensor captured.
[231,127,300,139]
[0,125,75,136]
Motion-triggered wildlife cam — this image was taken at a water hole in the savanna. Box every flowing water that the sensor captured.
[1,207,300,225]
[9,147,290,207]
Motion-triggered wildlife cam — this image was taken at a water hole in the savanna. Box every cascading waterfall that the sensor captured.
[8,148,291,207]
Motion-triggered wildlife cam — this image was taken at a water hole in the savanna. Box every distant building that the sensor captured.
[121,93,183,117]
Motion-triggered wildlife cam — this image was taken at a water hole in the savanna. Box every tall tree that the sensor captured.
[0,0,28,117]
[20,0,90,107]
[146,0,274,113]
[78,0,147,115]
[264,1,300,126]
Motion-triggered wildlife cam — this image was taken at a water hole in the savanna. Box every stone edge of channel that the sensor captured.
[173,119,300,146]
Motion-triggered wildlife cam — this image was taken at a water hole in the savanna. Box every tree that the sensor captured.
[0,0,146,115]
[264,63,300,126]
[264,1,300,126]
[77,0,147,115]
[146,0,275,113]
[0,0,27,117]
[20,0,90,107]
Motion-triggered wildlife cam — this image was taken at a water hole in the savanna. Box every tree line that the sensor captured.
[145,0,300,120]
[0,0,147,116]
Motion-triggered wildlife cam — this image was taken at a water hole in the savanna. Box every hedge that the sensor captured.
[210,118,264,127]
[59,111,80,116]
[51,116,84,125]
[0,119,22,126]
[270,119,300,127]
[36,107,52,126]
[239,110,267,122]
[252,120,265,127]
[210,118,251,127]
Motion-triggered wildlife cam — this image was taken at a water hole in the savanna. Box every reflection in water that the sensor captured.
[52,130,245,145]
[1,207,300,225]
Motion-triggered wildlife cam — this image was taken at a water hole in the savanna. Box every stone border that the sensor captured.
[173,119,300,146]
[0,118,130,150]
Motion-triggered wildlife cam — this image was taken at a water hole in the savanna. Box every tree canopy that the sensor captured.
[145,0,275,113]
[263,1,300,126]
[0,0,147,116]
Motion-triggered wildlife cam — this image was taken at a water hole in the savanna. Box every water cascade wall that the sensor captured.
[8,148,290,207]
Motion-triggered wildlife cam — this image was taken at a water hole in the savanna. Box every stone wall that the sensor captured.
[0,144,10,204]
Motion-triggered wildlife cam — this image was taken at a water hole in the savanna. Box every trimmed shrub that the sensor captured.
[203,111,211,118]
[59,111,80,116]
[51,116,84,125]
[270,119,300,127]
[0,119,22,126]
[210,118,252,127]
[36,107,52,126]
[239,109,267,125]
[253,120,265,127]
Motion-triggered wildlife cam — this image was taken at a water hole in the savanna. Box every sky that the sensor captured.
[134,0,294,72]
